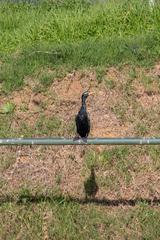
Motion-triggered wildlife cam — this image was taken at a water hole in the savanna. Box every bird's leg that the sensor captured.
[73,134,80,141]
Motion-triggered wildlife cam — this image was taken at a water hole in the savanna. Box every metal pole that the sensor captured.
[0,137,160,145]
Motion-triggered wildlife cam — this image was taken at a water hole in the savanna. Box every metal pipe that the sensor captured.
[0,137,160,145]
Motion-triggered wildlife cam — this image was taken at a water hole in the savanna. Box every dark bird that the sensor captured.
[75,90,91,142]
[84,166,99,201]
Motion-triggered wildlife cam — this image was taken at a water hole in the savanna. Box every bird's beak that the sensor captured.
[89,91,94,96]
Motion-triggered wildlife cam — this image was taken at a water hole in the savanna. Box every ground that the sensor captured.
[0,65,160,239]
[0,1,160,238]
[0,65,160,201]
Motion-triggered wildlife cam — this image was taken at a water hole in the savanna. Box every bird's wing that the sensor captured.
[75,113,81,132]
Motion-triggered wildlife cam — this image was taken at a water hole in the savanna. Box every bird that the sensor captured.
[84,166,99,201]
[75,90,91,142]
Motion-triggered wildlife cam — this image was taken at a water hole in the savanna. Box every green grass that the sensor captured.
[135,121,150,136]
[35,115,62,136]
[0,0,160,92]
[0,197,159,240]
[39,72,54,87]
[2,32,160,93]
[0,1,160,239]
[1,0,159,52]
[0,114,14,137]
[0,102,15,114]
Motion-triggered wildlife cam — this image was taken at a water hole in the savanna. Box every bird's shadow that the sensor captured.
[0,167,159,207]
[84,166,99,200]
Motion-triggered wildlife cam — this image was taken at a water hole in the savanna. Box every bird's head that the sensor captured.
[81,90,93,102]
[81,90,89,101]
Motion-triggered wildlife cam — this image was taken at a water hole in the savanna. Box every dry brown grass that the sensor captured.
[0,64,160,204]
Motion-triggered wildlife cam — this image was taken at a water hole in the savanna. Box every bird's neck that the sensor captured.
[82,97,86,108]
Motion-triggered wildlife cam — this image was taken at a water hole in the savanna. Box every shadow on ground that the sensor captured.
[0,194,159,206]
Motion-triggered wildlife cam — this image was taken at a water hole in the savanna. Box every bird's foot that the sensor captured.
[73,135,80,141]
[82,137,88,143]
[73,136,88,144]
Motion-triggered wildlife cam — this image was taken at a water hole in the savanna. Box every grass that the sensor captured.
[135,122,149,136]
[0,102,15,114]
[1,0,159,52]
[0,114,14,137]
[39,72,54,87]
[0,1,160,239]
[35,115,62,136]
[2,33,160,93]
[0,151,16,172]
[85,146,132,188]
[0,0,160,92]
[84,145,160,191]
[0,196,159,240]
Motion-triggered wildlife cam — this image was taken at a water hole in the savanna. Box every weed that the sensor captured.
[129,67,137,79]
[104,78,116,90]
[39,72,54,87]
[0,115,12,137]
[135,122,149,136]
[35,115,62,136]
[18,187,32,204]
[85,149,97,169]
[17,121,35,137]
[142,75,160,95]
[0,102,15,114]
[55,173,62,185]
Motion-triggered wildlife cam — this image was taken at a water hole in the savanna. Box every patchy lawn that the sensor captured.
[0,1,160,239]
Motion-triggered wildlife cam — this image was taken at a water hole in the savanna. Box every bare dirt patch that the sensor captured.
[137,94,160,109]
